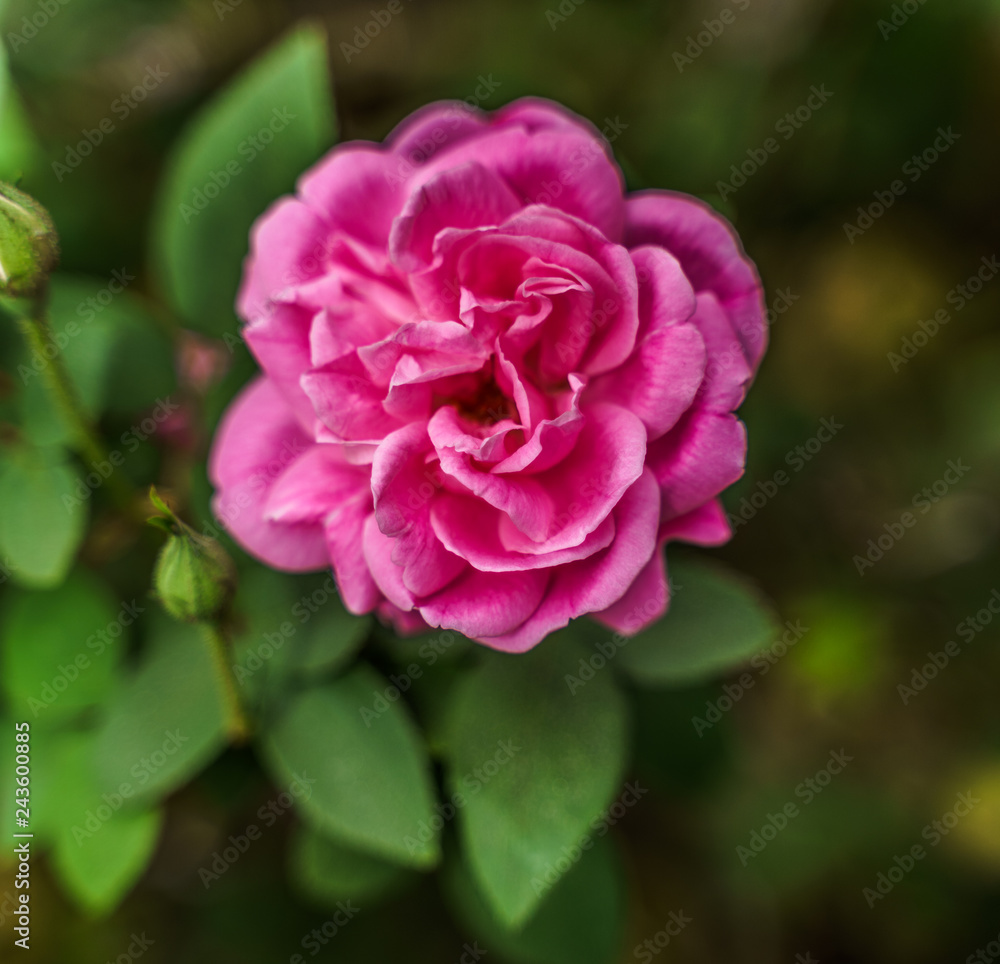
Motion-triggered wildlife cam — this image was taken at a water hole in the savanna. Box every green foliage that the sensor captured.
[151,25,335,336]
[290,824,412,906]
[444,836,626,964]
[262,664,440,869]
[0,447,86,587]
[95,614,227,802]
[0,570,123,722]
[618,558,780,685]
[444,630,629,927]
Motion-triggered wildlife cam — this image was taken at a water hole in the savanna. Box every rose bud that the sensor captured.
[0,182,59,298]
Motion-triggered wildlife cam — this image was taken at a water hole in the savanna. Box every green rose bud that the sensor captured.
[149,488,236,622]
[0,182,59,299]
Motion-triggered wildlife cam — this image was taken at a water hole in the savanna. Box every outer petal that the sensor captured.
[647,410,747,520]
[208,377,329,572]
[478,469,660,652]
[624,191,766,367]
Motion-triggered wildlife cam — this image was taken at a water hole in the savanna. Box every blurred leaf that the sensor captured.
[47,730,162,917]
[0,447,86,588]
[618,559,780,685]
[444,835,626,964]
[291,599,370,679]
[20,276,175,446]
[291,823,411,907]
[262,664,439,869]
[0,570,123,722]
[444,630,629,927]
[151,25,334,336]
[96,614,227,802]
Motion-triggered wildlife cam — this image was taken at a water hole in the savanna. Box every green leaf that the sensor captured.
[262,664,439,869]
[151,25,334,336]
[19,276,176,446]
[291,602,370,679]
[0,448,87,588]
[0,570,125,723]
[444,836,626,964]
[445,630,629,927]
[290,823,411,907]
[95,614,228,802]
[47,731,163,917]
[617,558,780,685]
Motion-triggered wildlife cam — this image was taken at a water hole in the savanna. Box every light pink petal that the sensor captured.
[624,191,766,368]
[591,546,669,636]
[495,403,646,552]
[691,292,754,412]
[418,567,549,638]
[388,101,490,163]
[647,411,747,520]
[237,198,330,321]
[298,144,407,251]
[589,322,706,440]
[389,161,522,272]
[301,353,406,442]
[660,498,733,546]
[413,125,626,242]
[479,469,660,652]
[431,494,615,572]
[208,378,329,572]
[362,514,417,612]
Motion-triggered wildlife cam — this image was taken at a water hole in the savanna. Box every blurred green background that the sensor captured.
[1,0,999,961]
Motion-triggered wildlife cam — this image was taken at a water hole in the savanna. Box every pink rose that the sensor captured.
[209,98,766,652]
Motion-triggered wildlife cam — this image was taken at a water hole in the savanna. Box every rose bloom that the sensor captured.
[209,98,766,652]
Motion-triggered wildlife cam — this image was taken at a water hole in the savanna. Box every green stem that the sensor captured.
[200,621,251,744]
[16,291,135,511]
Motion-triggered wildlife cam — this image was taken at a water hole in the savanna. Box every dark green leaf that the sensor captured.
[0,447,87,588]
[291,823,411,907]
[618,559,780,685]
[151,25,334,336]
[0,569,125,723]
[445,630,629,927]
[263,664,439,869]
[95,613,227,801]
[444,835,626,964]
[47,730,163,917]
